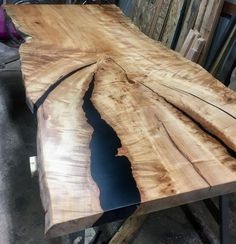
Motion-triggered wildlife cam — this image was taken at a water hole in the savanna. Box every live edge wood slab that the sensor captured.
[5,4,236,238]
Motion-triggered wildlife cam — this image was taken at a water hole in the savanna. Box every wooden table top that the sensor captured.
[5,4,236,238]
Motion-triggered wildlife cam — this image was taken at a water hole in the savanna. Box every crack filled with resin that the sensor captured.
[82,75,140,222]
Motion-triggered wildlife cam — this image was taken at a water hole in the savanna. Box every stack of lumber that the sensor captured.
[131,0,192,48]
[131,0,175,44]
[179,0,235,82]
[5,5,236,239]
[175,0,202,51]
[131,0,225,66]
[180,0,226,65]
[179,29,205,62]
[206,6,236,85]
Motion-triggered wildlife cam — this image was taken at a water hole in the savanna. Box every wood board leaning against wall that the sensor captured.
[130,0,225,66]
[5,4,236,238]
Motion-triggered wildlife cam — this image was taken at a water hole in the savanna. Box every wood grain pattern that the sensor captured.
[5,5,236,238]
[37,63,103,237]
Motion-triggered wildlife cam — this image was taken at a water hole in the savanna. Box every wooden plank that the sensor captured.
[109,215,148,244]
[194,0,208,31]
[186,37,205,62]
[205,13,236,71]
[158,0,173,41]
[196,0,224,65]
[216,39,236,86]
[150,0,172,40]
[5,5,236,238]
[175,0,202,51]
[190,34,203,51]
[147,0,164,37]
[210,24,236,76]
[160,0,185,47]
[179,29,196,56]
[185,47,198,61]
[131,0,157,35]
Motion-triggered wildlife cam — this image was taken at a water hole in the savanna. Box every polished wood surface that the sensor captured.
[5,5,236,238]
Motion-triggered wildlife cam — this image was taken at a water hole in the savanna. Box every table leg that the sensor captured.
[219,195,230,244]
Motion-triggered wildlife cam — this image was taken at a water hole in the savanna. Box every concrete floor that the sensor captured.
[0,63,236,244]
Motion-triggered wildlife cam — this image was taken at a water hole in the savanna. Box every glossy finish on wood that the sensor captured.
[5,4,236,238]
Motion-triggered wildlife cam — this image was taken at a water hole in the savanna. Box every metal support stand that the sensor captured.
[204,195,230,244]
[67,195,230,244]
[219,195,229,244]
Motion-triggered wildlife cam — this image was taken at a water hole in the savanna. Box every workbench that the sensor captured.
[4,4,236,243]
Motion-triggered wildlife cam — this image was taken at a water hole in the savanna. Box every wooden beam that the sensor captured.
[109,215,148,244]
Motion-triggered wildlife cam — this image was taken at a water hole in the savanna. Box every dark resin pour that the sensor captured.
[82,76,140,223]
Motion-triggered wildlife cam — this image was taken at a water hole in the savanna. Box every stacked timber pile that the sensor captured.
[179,0,224,65]
[179,29,205,63]
[5,5,236,239]
[131,0,184,47]
[131,0,235,69]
